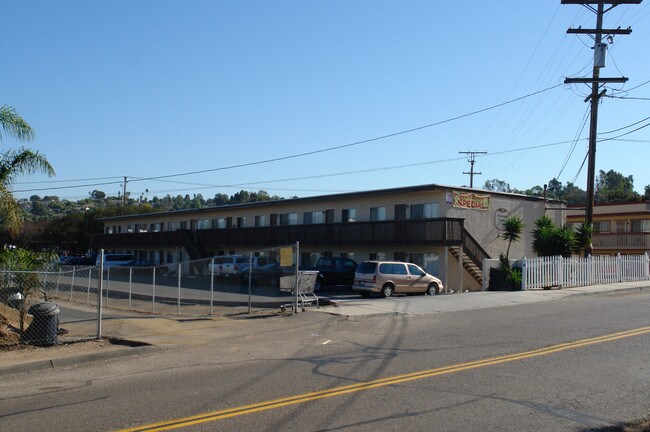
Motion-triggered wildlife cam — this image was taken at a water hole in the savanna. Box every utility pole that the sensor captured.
[459,150,487,188]
[123,176,128,206]
[562,0,641,226]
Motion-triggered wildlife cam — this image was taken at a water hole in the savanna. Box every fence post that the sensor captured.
[152,266,156,314]
[645,253,649,280]
[106,268,110,307]
[97,250,104,340]
[482,259,488,291]
[177,262,182,316]
[210,258,215,315]
[616,252,622,282]
[295,241,300,314]
[87,268,92,303]
[70,266,76,300]
[56,268,61,295]
[248,252,253,314]
[521,257,527,291]
[129,268,133,310]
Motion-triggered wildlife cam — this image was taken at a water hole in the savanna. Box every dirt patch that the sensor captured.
[0,302,32,346]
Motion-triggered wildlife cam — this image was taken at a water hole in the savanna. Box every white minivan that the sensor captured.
[96,253,136,270]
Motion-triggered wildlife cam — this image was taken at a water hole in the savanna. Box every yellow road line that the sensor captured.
[119,326,650,432]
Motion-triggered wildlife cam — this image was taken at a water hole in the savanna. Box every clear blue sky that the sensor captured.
[3,1,649,201]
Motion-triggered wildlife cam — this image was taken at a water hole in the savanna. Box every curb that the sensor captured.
[0,344,160,376]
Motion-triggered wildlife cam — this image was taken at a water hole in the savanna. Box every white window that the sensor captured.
[631,220,650,232]
[255,215,266,227]
[280,213,298,225]
[369,252,386,261]
[304,211,324,224]
[370,206,386,221]
[409,252,440,276]
[197,219,211,229]
[410,203,440,219]
[342,208,356,222]
[593,221,610,233]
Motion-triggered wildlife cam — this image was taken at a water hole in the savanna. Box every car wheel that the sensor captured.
[427,283,438,295]
[314,279,322,292]
[381,284,394,298]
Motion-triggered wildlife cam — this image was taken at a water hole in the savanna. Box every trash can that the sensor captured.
[24,302,60,346]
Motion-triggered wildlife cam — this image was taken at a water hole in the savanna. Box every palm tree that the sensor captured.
[0,105,35,142]
[0,105,54,237]
[574,221,593,257]
[531,215,576,258]
[500,215,524,258]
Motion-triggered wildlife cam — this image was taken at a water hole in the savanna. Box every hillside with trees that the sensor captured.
[14,189,285,254]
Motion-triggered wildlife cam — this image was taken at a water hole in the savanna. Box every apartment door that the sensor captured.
[394,204,407,221]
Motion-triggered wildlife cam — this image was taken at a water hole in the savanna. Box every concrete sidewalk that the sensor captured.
[1,281,648,375]
[319,281,650,317]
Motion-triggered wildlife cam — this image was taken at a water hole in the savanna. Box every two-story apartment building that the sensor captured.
[93,183,565,292]
[567,201,650,255]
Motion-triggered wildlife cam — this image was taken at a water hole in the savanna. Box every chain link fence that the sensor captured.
[0,243,313,350]
[98,243,302,315]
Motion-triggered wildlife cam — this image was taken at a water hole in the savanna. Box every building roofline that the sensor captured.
[99,182,557,222]
[567,200,649,209]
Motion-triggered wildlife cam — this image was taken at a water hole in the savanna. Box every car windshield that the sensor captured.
[356,262,377,274]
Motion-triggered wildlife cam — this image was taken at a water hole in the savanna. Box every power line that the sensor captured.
[14,83,563,193]
[127,84,562,184]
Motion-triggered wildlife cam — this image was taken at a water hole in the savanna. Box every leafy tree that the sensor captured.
[645,185,650,200]
[562,182,586,205]
[91,190,106,200]
[595,169,639,202]
[484,179,513,193]
[523,185,544,197]
[500,215,524,258]
[211,193,229,206]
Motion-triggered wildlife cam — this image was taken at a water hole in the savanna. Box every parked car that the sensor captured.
[241,261,283,286]
[353,261,443,297]
[115,259,166,274]
[96,253,136,270]
[294,256,358,291]
[207,255,249,280]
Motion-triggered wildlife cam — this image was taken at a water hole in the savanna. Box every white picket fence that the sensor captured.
[521,253,650,290]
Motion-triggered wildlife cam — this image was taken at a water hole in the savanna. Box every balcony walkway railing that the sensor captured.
[592,233,650,250]
[93,218,465,250]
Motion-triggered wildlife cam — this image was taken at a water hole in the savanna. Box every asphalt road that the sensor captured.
[1,290,648,432]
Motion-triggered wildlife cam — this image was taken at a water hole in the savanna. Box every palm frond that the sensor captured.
[0,147,55,185]
[0,105,35,142]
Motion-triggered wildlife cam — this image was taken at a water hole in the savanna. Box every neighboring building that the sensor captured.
[93,183,565,292]
[567,201,650,255]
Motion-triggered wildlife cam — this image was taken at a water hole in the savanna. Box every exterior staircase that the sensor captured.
[180,230,210,261]
[449,228,491,286]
